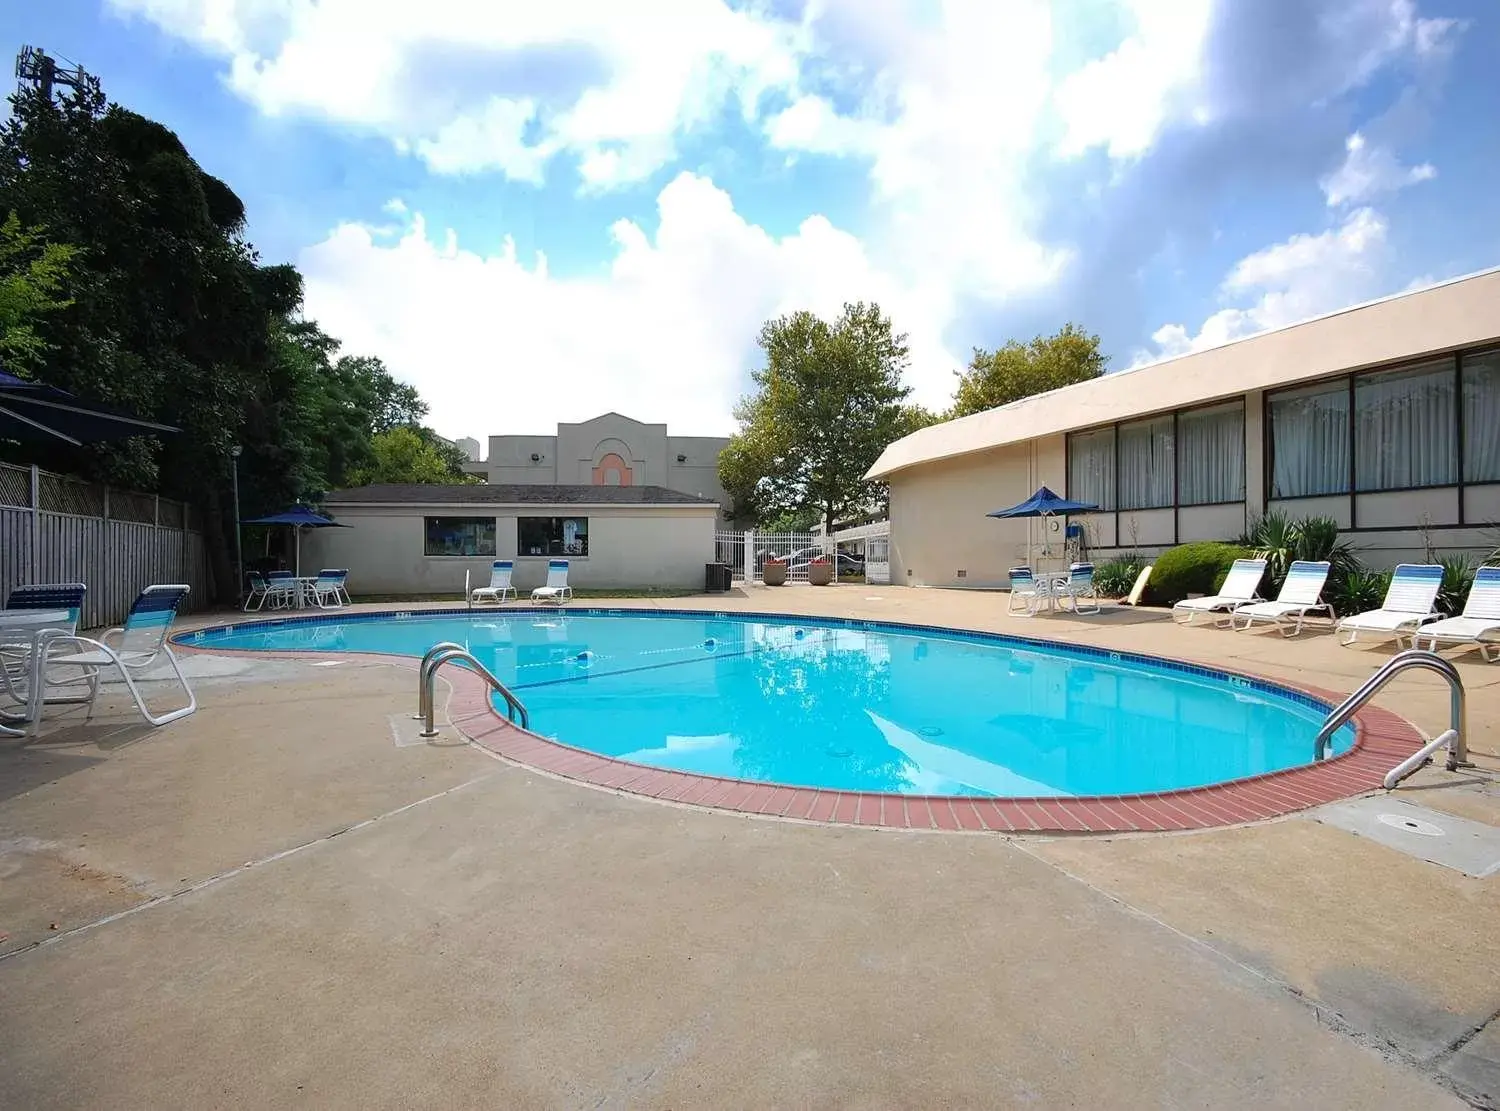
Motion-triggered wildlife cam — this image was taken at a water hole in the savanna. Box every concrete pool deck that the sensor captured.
[1,586,1497,1108]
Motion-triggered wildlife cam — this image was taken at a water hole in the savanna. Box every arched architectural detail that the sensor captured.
[592,451,634,486]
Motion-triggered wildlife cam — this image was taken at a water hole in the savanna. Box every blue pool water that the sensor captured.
[187,611,1354,798]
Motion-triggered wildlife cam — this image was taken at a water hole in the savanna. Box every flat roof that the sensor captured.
[867,265,1500,480]
[325,483,718,507]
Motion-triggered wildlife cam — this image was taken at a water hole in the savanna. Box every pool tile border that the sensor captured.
[176,606,1427,835]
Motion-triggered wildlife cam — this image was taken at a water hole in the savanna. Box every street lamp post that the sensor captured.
[230,445,244,601]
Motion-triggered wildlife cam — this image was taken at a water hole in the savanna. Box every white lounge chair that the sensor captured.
[1336,563,1443,648]
[1056,563,1100,615]
[531,560,572,605]
[1172,558,1266,626]
[1121,564,1154,607]
[35,584,196,727]
[1007,567,1044,615]
[1229,560,1332,637]
[309,570,345,609]
[1,583,88,710]
[471,560,516,605]
[1416,566,1500,661]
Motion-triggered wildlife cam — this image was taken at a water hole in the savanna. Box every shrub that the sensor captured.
[1438,555,1476,616]
[1146,542,1253,605]
[1328,568,1390,617]
[1245,512,1361,595]
[1093,555,1145,598]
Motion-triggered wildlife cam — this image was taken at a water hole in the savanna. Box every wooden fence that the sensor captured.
[0,462,212,629]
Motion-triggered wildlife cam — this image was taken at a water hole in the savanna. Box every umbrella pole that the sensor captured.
[295,526,301,577]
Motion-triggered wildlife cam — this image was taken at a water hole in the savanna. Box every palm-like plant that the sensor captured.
[1244,510,1297,588]
[1438,554,1477,616]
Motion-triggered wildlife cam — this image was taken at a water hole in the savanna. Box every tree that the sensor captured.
[347,426,467,485]
[720,301,914,533]
[949,323,1107,418]
[0,211,78,371]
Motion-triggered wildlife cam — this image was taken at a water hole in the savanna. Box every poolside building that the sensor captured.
[462,413,731,519]
[865,267,1500,588]
[303,483,720,595]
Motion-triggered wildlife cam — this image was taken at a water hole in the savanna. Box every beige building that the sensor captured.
[866,267,1500,588]
[305,484,719,595]
[464,413,730,517]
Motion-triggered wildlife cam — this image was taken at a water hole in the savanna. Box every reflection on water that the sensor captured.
[201,614,1351,798]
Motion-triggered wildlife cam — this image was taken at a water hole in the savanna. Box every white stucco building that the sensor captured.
[866,267,1500,588]
[304,483,720,595]
[463,413,731,517]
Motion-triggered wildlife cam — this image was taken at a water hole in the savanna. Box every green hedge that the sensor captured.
[1145,542,1254,605]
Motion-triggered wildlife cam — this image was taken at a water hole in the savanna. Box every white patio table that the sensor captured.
[0,609,74,736]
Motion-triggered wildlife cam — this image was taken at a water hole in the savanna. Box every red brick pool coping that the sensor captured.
[178,631,1427,834]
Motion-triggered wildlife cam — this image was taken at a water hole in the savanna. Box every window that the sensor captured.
[1463,350,1500,483]
[1067,427,1116,510]
[1269,380,1350,498]
[1354,359,1456,491]
[1117,415,1173,510]
[1177,402,1245,505]
[424,517,495,556]
[519,516,589,557]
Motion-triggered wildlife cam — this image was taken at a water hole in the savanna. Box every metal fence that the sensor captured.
[715,530,827,583]
[0,462,211,629]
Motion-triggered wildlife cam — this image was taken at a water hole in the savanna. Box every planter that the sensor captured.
[763,560,788,586]
[808,562,834,587]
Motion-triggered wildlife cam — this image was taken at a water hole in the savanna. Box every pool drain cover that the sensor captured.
[1376,813,1444,837]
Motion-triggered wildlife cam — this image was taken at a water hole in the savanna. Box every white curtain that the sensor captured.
[1354,360,1456,491]
[1118,415,1173,509]
[1177,402,1245,505]
[1068,427,1116,509]
[1270,382,1350,497]
[1464,351,1500,483]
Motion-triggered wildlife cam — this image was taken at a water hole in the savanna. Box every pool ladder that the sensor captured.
[1312,648,1468,788]
[415,641,529,738]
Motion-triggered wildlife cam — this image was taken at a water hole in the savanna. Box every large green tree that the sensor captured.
[949,322,1107,418]
[0,211,78,371]
[720,302,914,533]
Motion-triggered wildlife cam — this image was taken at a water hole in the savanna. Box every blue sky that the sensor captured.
[4,0,1498,441]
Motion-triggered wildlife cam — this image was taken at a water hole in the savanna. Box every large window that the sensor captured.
[1177,401,1245,505]
[1354,359,1456,491]
[519,516,589,557]
[1117,415,1174,510]
[1463,350,1500,483]
[1067,427,1116,510]
[424,517,496,556]
[1269,381,1350,498]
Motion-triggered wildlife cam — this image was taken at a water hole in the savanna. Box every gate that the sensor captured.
[713,530,823,583]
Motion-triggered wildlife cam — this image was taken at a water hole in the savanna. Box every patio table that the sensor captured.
[0,609,74,736]
[1028,571,1071,614]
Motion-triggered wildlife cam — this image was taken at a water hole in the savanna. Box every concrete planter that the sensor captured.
[763,560,788,586]
[808,562,834,586]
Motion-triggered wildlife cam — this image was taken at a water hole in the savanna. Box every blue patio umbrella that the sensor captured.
[0,368,178,445]
[242,505,350,575]
[987,485,1099,564]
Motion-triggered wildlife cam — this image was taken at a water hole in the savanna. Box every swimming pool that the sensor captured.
[185,609,1355,799]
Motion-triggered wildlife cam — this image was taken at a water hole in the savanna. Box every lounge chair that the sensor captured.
[35,584,196,727]
[1,583,88,708]
[1335,563,1443,648]
[1056,563,1100,615]
[531,560,572,605]
[265,570,297,609]
[471,560,516,605]
[243,571,271,612]
[1007,567,1044,615]
[1172,558,1266,626]
[1416,566,1500,661]
[1229,560,1333,637]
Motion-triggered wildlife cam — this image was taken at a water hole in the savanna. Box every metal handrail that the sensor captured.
[415,642,528,738]
[1313,649,1466,773]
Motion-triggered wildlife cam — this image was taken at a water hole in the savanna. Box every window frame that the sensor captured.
[517,515,590,559]
[423,516,497,558]
[1175,398,1247,507]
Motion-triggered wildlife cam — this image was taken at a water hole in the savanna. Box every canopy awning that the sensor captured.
[986,485,1099,518]
[242,506,349,528]
[0,369,179,445]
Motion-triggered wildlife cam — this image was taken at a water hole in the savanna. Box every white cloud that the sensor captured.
[1320,131,1435,206]
[1053,0,1215,160]
[299,174,962,439]
[106,0,807,188]
[1139,207,1391,362]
